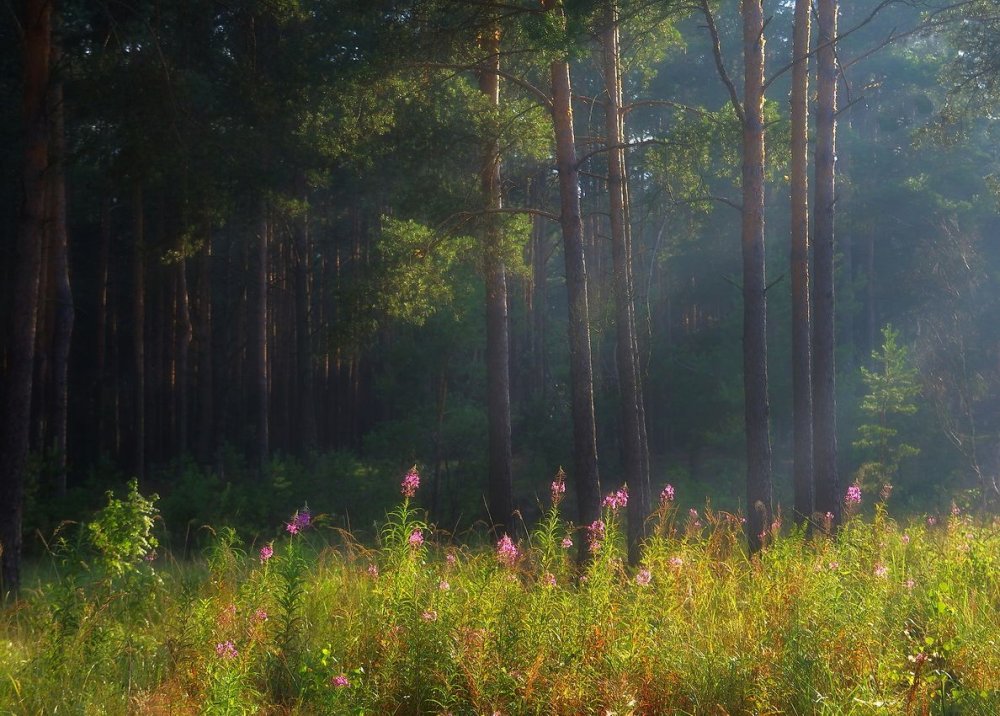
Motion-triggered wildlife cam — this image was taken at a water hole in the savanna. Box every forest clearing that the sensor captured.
[1,473,998,714]
[3,0,1000,713]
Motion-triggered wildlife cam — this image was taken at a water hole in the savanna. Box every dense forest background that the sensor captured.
[3,0,1000,587]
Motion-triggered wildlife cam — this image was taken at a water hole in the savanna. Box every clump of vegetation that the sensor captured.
[2,470,998,715]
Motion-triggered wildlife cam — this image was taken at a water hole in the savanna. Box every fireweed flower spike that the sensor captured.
[602,485,629,512]
[331,674,350,688]
[636,568,652,586]
[215,641,238,660]
[550,468,566,506]
[661,484,675,503]
[259,543,274,563]
[401,466,420,498]
[408,528,424,548]
[496,534,518,567]
[845,484,862,506]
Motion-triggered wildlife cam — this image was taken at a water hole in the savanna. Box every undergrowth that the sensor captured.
[1,469,998,715]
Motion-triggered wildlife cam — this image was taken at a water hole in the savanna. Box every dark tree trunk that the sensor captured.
[95,197,111,457]
[256,206,270,472]
[294,176,317,454]
[1,0,50,597]
[132,184,146,483]
[741,0,773,552]
[197,231,214,462]
[551,56,601,534]
[813,0,840,524]
[480,25,514,534]
[790,0,814,523]
[176,257,192,457]
[602,3,649,563]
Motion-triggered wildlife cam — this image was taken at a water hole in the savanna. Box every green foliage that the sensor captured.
[86,479,160,578]
[376,217,476,325]
[855,325,922,491]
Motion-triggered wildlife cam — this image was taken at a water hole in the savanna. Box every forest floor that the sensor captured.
[1,490,999,715]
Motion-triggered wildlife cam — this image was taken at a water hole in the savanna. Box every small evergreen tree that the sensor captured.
[854,325,921,491]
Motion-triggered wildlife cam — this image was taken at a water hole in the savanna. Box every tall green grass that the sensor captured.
[1,475,998,715]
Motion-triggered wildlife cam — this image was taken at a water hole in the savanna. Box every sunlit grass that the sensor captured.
[1,479,998,715]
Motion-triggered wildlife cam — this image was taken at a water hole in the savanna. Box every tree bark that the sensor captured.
[257,205,270,472]
[1,0,50,597]
[602,3,649,563]
[813,0,840,524]
[132,183,146,483]
[176,256,192,457]
[197,230,214,462]
[294,176,318,454]
[479,24,514,534]
[790,0,814,523]
[551,56,602,534]
[741,0,773,552]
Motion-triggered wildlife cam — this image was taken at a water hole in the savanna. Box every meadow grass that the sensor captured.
[1,476,998,715]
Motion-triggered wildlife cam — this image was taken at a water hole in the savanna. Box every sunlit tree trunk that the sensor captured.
[1,0,50,597]
[602,2,649,563]
[790,0,814,523]
[551,56,602,534]
[480,24,514,534]
[813,0,840,524]
[294,176,317,454]
[741,0,773,552]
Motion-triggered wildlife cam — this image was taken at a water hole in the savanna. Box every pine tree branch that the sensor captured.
[699,0,744,124]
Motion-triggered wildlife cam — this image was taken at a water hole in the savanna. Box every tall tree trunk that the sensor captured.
[790,0,814,523]
[294,176,317,454]
[176,257,192,457]
[257,205,270,472]
[1,0,50,597]
[96,197,111,457]
[529,173,549,401]
[602,3,648,563]
[813,0,840,524]
[197,231,214,462]
[480,24,514,534]
[133,184,146,483]
[551,56,602,534]
[741,0,773,552]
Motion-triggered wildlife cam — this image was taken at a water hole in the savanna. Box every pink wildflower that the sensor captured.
[421,610,437,622]
[927,516,938,526]
[367,563,379,578]
[874,564,889,578]
[845,484,862,505]
[541,572,556,588]
[550,468,566,506]
[661,484,675,503]
[259,544,274,562]
[902,533,911,545]
[905,578,916,591]
[496,535,518,567]
[561,537,573,549]
[587,520,605,552]
[215,641,238,660]
[951,503,961,517]
[635,568,652,586]
[408,529,424,548]
[438,579,450,591]
[254,609,268,622]
[401,466,420,498]
[331,674,350,688]
[602,485,629,512]
[446,553,457,567]
[669,556,683,568]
